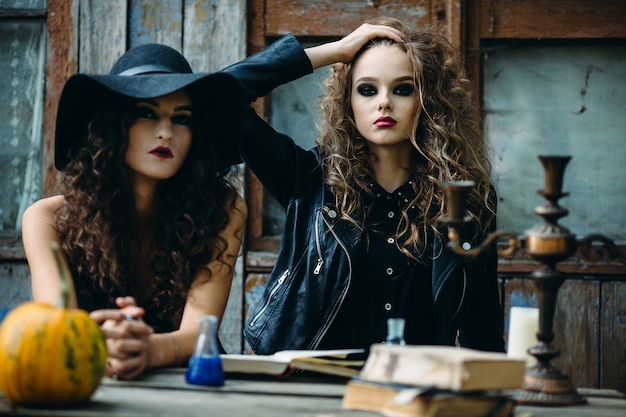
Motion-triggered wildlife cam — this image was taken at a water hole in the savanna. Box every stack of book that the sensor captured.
[341,344,526,417]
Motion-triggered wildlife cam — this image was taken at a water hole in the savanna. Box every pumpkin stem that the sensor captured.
[51,242,73,309]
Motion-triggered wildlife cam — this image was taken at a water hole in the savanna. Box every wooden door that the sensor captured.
[243,0,626,392]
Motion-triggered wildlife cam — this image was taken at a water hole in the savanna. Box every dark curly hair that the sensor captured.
[318,17,495,260]
[56,91,239,332]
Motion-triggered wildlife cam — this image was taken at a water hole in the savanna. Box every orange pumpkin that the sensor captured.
[0,243,107,405]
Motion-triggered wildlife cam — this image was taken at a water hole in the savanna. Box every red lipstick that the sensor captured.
[150,146,173,159]
[374,116,397,127]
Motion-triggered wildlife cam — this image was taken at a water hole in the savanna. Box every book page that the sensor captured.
[220,354,290,376]
[273,348,365,362]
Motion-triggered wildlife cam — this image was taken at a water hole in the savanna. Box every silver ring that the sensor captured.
[111,374,118,380]
[125,314,136,321]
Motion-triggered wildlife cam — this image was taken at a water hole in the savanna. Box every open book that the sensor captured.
[220,348,365,378]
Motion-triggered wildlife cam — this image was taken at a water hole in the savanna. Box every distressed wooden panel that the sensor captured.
[246,251,278,271]
[181,0,248,353]
[0,235,25,259]
[503,277,600,389]
[0,262,31,323]
[183,0,246,72]
[430,0,463,54]
[244,272,269,319]
[79,0,126,73]
[129,0,182,50]
[265,0,431,37]
[219,247,245,354]
[601,280,626,392]
[552,279,600,389]
[219,166,246,353]
[45,0,78,196]
[243,272,270,354]
[479,0,626,39]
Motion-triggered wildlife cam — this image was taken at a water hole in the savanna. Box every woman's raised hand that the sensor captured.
[336,23,403,62]
[90,296,153,380]
[306,23,403,69]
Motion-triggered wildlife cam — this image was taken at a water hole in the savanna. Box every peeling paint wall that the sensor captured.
[483,45,626,241]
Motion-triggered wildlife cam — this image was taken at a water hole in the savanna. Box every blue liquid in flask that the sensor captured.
[185,315,224,386]
[185,355,224,386]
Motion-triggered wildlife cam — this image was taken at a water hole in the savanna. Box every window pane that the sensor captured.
[0,0,45,8]
[265,62,331,236]
[0,21,46,232]
[483,44,626,241]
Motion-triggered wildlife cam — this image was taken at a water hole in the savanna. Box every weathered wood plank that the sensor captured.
[0,263,31,322]
[79,0,126,73]
[2,370,626,416]
[0,381,365,417]
[45,0,79,196]
[600,280,626,393]
[244,0,267,253]
[265,0,431,37]
[181,0,248,353]
[479,0,626,39]
[465,0,481,111]
[242,272,269,353]
[0,235,25,259]
[430,0,463,54]
[183,0,246,72]
[552,279,600,389]
[129,0,182,50]
[503,277,600,389]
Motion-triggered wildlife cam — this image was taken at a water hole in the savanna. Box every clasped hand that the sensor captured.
[90,296,153,381]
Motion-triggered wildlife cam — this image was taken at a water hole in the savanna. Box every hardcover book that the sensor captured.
[360,344,525,391]
[342,378,515,417]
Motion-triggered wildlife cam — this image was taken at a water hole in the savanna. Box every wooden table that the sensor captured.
[1,368,624,417]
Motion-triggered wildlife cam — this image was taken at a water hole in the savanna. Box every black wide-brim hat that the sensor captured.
[55,43,246,171]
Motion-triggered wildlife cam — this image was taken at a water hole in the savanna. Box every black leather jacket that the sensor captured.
[223,35,505,355]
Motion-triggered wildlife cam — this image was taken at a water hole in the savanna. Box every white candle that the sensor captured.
[507,306,539,367]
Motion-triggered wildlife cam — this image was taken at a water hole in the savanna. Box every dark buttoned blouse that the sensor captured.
[318,178,437,350]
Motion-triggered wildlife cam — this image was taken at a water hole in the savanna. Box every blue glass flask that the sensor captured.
[185,315,224,386]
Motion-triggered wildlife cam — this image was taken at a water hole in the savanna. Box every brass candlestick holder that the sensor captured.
[440,155,620,406]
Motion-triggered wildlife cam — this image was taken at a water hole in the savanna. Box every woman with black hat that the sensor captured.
[21,43,247,380]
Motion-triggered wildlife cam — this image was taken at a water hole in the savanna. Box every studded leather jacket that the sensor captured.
[222,34,505,355]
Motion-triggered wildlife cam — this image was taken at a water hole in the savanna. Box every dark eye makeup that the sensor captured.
[393,83,415,96]
[133,103,192,126]
[356,82,416,97]
[356,84,377,97]
[135,105,156,119]
[172,114,192,126]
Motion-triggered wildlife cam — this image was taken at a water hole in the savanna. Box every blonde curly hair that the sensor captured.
[318,17,494,260]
